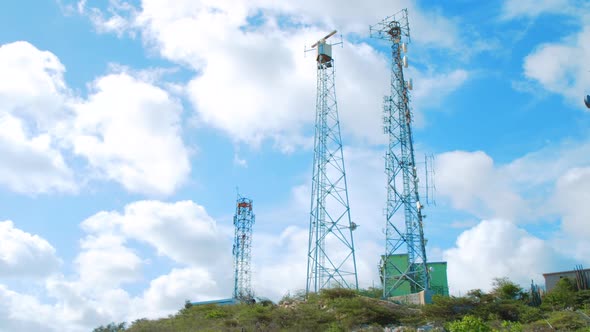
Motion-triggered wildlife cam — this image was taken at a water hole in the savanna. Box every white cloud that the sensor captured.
[0,220,61,278]
[501,0,581,19]
[75,234,143,288]
[436,137,590,222]
[0,285,66,332]
[77,0,470,149]
[552,167,590,239]
[253,226,308,300]
[507,0,590,108]
[504,138,590,186]
[443,219,565,294]
[256,0,463,50]
[410,70,469,112]
[0,200,233,331]
[434,141,590,291]
[0,41,76,193]
[70,73,191,195]
[522,23,590,108]
[184,27,316,148]
[0,114,76,193]
[0,41,67,128]
[92,0,464,50]
[136,267,220,318]
[81,200,232,267]
[0,41,194,196]
[436,150,530,220]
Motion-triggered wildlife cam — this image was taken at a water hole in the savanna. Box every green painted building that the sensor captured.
[380,254,449,297]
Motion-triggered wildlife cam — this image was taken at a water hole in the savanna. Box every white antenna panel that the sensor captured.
[402,43,407,53]
[403,56,408,68]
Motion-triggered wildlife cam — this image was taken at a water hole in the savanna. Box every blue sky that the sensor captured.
[0,0,589,330]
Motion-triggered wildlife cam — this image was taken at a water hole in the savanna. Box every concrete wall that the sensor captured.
[543,269,590,292]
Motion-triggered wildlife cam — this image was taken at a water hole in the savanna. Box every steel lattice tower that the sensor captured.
[370,10,430,298]
[306,31,358,295]
[233,195,255,301]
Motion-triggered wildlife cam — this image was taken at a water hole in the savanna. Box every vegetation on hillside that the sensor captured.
[93,277,590,332]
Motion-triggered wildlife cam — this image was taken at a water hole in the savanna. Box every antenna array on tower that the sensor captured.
[370,9,431,299]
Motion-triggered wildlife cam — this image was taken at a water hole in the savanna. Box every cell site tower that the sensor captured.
[306,30,359,294]
[233,194,255,302]
[370,9,430,298]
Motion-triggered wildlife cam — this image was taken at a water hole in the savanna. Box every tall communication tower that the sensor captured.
[306,30,359,294]
[370,10,430,298]
[233,194,255,302]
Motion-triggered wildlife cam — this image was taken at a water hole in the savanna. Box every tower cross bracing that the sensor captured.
[233,195,255,301]
[306,31,359,294]
[370,9,430,298]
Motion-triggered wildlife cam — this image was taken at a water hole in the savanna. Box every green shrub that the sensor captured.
[423,295,477,322]
[543,277,577,310]
[516,304,543,323]
[575,290,590,307]
[204,308,227,319]
[319,287,358,299]
[544,310,589,331]
[498,320,523,332]
[446,315,491,332]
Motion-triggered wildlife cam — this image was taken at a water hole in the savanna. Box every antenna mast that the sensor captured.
[306,30,359,294]
[370,9,430,298]
[233,194,255,302]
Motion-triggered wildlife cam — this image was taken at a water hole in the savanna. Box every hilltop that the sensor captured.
[94,278,590,332]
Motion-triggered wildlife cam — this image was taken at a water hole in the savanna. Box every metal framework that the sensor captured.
[370,9,430,298]
[233,195,255,301]
[306,31,359,294]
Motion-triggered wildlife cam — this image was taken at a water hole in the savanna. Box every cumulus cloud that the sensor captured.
[434,142,590,293]
[436,150,529,220]
[0,285,65,332]
[0,42,76,193]
[522,24,590,108]
[436,137,590,222]
[0,200,234,331]
[0,40,194,196]
[507,0,590,109]
[443,219,566,294]
[75,0,470,150]
[0,220,61,278]
[137,267,221,317]
[0,114,75,193]
[81,200,231,267]
[69,73,191,195]
[75,234,143,288]
[0,41,68,128]
[552,167,590,239]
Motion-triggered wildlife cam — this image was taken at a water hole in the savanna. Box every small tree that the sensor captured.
[492,278,524,301]
[543,277,577,310]
[92,322,126,332]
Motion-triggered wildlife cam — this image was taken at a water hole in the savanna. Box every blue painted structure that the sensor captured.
[370,9,431,299]
[306,32,358,295]
[233,195,255,301]
[191,298,238,306]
